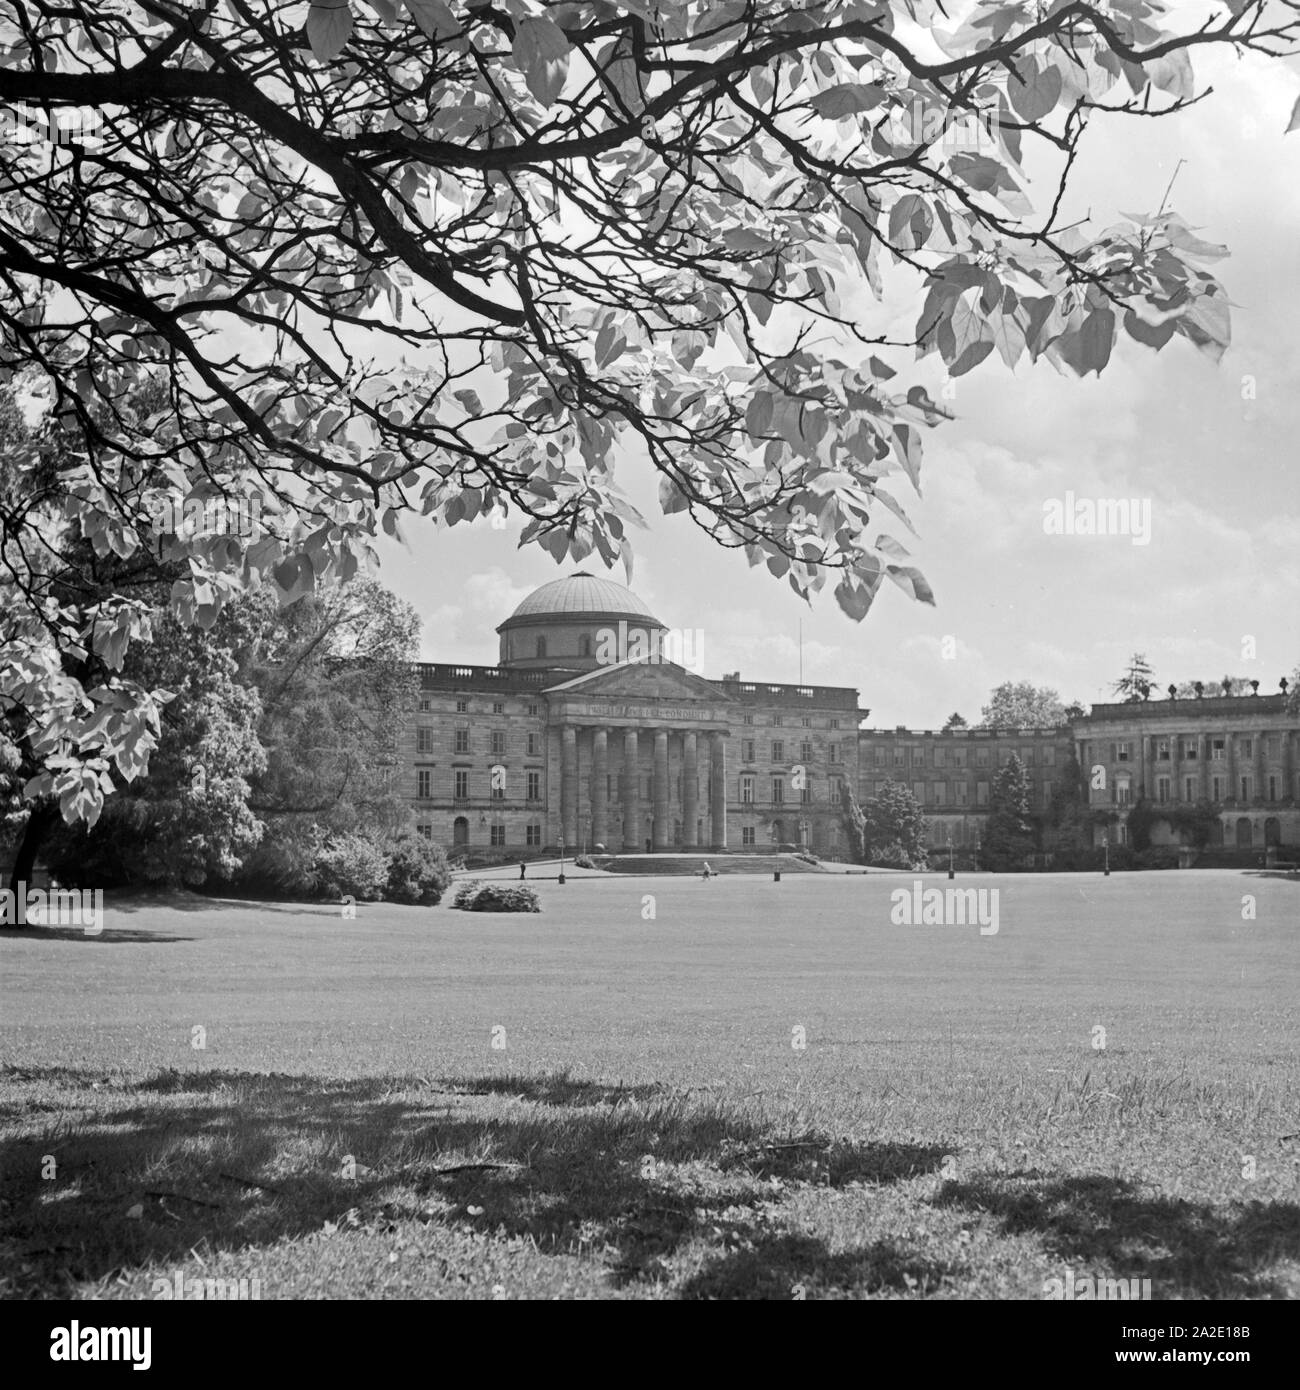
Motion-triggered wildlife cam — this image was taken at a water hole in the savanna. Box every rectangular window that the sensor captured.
[772,715,783,727]
[1157,776,1170,804]
[742,826,756,847]
[491,701,504,715]
[933,782,947,805]
[416,728,434,754]
[771,777,784,804]
[1020,748,1034,767]
[490,731,506,758]
[742,713,754,725]
[1268,775,1279,802]
[526,823,541,847]
[975,749,990,768]
[955,782,968,805]
[953,747,967,768]
[771,740,784,762]
[912,781,925,804]
[454,770,469,800]
[912,746,925,766]
[527,704,538,716]
[893,748,906,767]
[456,698,468,713]
[800,741,813,762]
[527,733,539,757]
[454,729,470,755]
[874,747,886,766]
[1240,776,1252,801]
[1211,739,1225,761]
[1117,781,1132,806]
[490,824,505,847]
[1184,777,1197,802]
[1157,739,1170,761]
[418,697,431,713]
[743,739,755,763]
[934,746,946,768]
[1212,775,1224,800]
[800,782,812,805]
[491,771,505,800]
[740,775,755,804]
[829,743,840,763]
[527,771,541,801]
[976,781,990,806]
[1182,738,1198,761]
[1241,737,1253,758]
[417,823,432,840]
[830,719,840,730]
[801,717,812,728]
[416,770,432,799]
[1116,741,1131,762]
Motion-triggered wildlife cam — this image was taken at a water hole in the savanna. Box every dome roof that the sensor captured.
[500,571,663,627]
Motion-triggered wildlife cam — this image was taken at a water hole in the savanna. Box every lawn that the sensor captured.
[1,869,1297,1300]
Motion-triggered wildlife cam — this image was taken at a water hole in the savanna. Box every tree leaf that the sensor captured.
[406,0,459,40]
[513,16,571,107]
[305,1,354,64]
[809,83,885,119]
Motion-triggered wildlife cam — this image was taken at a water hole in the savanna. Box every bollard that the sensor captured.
[774,870,781,882]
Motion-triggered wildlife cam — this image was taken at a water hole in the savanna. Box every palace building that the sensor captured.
[405,572,1300,859]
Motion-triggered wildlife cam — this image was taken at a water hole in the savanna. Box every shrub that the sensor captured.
[452,882,540,913]
[1134,846,1180,870]
[314,831,389,901]
[386,832,451,905]
[794,851,820,865]
[573,854,595,869]
[868,840,928,870]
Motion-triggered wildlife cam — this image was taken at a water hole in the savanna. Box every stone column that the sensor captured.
[1226,731,1236,802]
[1172,732,1182,801]
[652,728,670,851]
[561,724,578,847]
[1255,731,1266,804]
[592,728,608,849]
[682,731,699,848]
[1284,730,1296,802]
[622,727,639,852]
[710,731,727,850]
[1199,733,1208,800]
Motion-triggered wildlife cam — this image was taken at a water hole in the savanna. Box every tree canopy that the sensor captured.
[3,0,1299,827]
[977,679,1066,729]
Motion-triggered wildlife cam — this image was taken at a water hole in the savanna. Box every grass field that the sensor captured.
[2,869,1298,1300]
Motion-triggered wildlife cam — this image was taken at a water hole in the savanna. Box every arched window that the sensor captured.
[1235,817,1252,848]
[453,816,469,846]
[536,636,547,658]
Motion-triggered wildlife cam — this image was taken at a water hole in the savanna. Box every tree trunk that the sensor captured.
[8,803,58,904]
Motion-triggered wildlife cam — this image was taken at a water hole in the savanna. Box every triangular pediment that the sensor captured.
[544,660,732,703]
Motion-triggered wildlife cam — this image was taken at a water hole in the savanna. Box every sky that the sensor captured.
[374,24,1300,731]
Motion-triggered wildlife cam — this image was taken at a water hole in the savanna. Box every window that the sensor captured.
[1156,739,1171,761]
[491,773,505,800]
[912,781,926,804]
[934,746,946,768]
[1212,775,1224,800]
[1240,776,1252,801]
[830,775,843,800]
[743,739,755,763]
[1117,778,1132,806]
[492,700,505,714]
[740,775,755,803]
[771,777,784,804]
[416,770,432,799]
[874,747,886,766]
[1268,735,1281,756]
[536,636,547,658]
[454,729,470,755]
[800,741,813,762]
[418,697,431,713]
[933,783,947,805]
[975,748,990,768]
[829,719,840,730]
[1184,777,1197,802]
[490,731,506,758]
[1268,775,1279,802]
[976,781,990,806]
[527,704,538,716]
[416,728,434,754]
[955,782,968,805]
[772,715,783,727]
[454,770,469,799]
[912,746,925,766]
[1241,738,1253,758]
[771,740,784,762]
[801,717,812,728]
[952,747,967,768]
[1116,741,1131,762]
[490,824,506,847]
[417,823,432,840]
[800,782,812,805]
[829,743,840,763]
[527,733,539,757]
[1157,776,1170,804]
[1021,748,1034,767]
[1043,747,1055,766]
[742,713,754,725]
[893,747,905,767]
[1182,738,1198,760]
[526,823,541,847]
[527,771,541,801]
[1211,739,1225,761]
[456,698,468,713]
[742,826,756,847]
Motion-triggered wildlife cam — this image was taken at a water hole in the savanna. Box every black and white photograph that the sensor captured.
[1,0,1298,1342]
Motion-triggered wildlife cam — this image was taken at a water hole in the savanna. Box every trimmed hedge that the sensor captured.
[452,882,540,913]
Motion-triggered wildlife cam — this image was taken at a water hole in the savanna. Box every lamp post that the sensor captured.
[947,832,954,881]
[1102,830,1110,877]
[558,835,566,885]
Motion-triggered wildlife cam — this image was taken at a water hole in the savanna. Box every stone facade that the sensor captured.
[405,573,1300,859]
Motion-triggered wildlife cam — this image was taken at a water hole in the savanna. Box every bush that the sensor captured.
[794,851,820,865]
[314,831,389,901]
[868,840,927,870]
[452,882,540,913]
[386,832,451,905]
[573,854,595,869]
[1134,847,1180,870]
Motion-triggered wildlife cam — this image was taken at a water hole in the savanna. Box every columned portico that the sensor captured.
[561,724,578,846]
[622,727,640,851]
